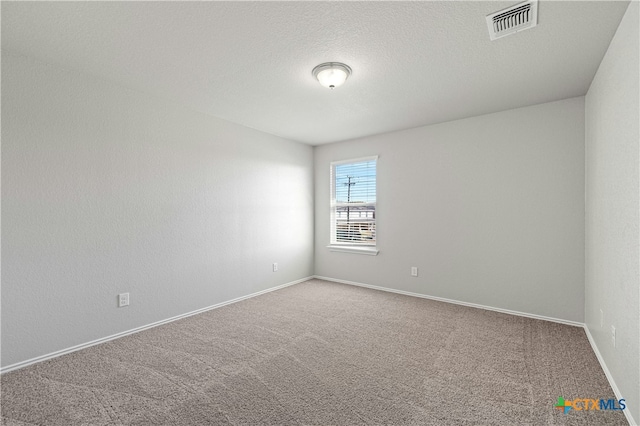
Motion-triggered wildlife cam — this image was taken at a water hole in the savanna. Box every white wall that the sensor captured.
[315,97,586,323]
[585,2,639,424]
[1,51,314,368]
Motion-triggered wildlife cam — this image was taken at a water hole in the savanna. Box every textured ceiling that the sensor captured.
[1,1,630,145]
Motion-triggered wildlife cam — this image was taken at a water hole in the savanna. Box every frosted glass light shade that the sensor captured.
[312,62,352,89]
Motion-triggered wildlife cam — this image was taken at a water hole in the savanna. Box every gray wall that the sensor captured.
[1,51,314,368]
[585,2,639,423]
[315,97,586,323]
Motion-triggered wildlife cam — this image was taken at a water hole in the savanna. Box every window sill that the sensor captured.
[327,245,379,256]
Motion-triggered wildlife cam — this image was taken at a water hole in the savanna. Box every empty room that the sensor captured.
[1,1,638,425]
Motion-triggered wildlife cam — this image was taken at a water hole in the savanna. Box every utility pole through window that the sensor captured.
[344,176,356,224]
[330,156,377,248]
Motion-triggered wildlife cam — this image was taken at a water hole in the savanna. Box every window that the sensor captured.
[329,156,378,255]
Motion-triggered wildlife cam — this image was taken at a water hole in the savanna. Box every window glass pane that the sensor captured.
[332,159,376,245]
[335,160,376,204]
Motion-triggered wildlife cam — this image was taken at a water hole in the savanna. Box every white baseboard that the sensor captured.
[5,275,634,426]
[583,326,637,426]
[0,276,312,374]
[313,275,636,425]
[313,275,583,327]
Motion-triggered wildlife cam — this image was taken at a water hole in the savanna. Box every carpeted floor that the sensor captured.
[1,279,628,425]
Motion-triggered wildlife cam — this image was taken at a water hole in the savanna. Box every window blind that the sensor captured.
[331,158,377,245]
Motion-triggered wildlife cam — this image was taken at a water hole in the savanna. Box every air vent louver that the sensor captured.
[486,0,538,40]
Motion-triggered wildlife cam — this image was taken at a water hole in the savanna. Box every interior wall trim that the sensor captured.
[0,276,313,374]
[313,275,584,326]
[583,326,637,426]
[315,275,638,424]
[6,274,632,426]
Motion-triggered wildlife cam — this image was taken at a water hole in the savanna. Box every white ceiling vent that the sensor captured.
[486,0,538,41]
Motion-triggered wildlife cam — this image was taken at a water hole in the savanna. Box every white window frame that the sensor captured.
[328,156,379,256]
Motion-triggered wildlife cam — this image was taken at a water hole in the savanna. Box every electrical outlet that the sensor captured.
[272,263,278,272]
[118,293,129,308]
[411,267,418,277]
[600,309,604,328]
[611,325,616,348]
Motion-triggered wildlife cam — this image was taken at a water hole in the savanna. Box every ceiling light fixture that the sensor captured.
[312,62,352,89]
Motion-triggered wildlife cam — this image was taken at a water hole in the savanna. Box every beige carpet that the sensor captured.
[1,279,628,425]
